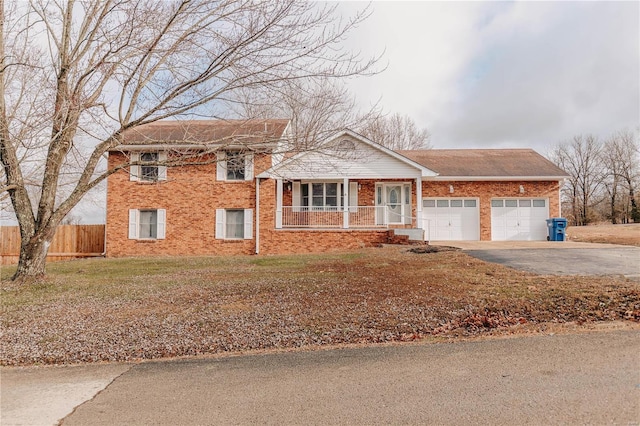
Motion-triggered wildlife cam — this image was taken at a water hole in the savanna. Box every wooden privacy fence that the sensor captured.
[0,225,105,265]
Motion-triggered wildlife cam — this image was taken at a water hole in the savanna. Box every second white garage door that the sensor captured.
[491,198,549,241]
[422,198,480,241]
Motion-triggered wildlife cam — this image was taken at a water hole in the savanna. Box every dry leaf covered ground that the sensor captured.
[567,223,640,246]
[1,242,638,366]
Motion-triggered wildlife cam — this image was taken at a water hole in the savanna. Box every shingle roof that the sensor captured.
[398,149,568,178]
[117,119,290,146]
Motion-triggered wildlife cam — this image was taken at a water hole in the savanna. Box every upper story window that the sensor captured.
[130,151,167,182]
[217,151,254,181]
[140,152,159,181]
[226,152,246,181]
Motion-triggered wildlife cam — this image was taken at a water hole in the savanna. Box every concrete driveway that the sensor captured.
[431,241,640,279]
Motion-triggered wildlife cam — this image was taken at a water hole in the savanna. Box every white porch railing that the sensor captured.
[280,206,429,241]
[281,206,387,228]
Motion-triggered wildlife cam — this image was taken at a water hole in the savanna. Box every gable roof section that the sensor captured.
[399,149,569,181]
[111,119,290,150]
[258,129,438,180]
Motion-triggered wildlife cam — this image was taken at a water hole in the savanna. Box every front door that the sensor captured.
[375,183,410,225]
[386,185,402,223]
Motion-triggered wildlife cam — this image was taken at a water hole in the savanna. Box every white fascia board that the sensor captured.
[425,175,569,181]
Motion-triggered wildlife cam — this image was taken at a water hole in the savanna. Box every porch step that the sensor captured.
[387,229,426,246]
[390,228,425,242]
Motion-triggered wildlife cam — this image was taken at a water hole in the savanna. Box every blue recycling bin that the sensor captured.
[546,218,567,241]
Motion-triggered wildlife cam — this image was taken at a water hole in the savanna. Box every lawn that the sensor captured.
[567,223,640,246]
[1,245,638,366]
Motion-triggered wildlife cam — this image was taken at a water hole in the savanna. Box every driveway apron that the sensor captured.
[432,242,640,279]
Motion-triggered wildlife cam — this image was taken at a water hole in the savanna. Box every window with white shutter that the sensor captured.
[216,151,253,181]
[215,209,253,239]
[128,209,166,239]
[296,182,344,211]
[130,151,166,182]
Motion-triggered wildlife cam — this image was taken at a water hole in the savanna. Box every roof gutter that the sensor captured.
[425,175,569,181]
[108,143,278,152]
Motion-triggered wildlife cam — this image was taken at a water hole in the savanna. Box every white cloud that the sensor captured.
[341,1,639,151]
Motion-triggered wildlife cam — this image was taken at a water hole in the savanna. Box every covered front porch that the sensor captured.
[273,178,422,230]
[255,129,438,242]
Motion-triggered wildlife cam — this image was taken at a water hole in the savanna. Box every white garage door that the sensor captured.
[422,198,480,241]
[491,199,549,241]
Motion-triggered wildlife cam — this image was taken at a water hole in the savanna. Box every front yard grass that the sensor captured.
[1,246,638,366]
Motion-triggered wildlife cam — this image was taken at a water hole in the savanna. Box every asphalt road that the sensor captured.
[3,330,637,425]
[465,246,640,278]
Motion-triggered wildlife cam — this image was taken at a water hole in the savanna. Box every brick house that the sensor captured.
[106,119,568,257]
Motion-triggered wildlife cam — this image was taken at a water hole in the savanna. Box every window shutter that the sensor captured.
[129,152,140,181]
[404,184,412,224]
[156,209,166,239]
[244,153,254,181]
[215,209,224,239]
[244,209,253,239]
[216,152,226,181]
[349,182,358,213]
[128,209,138,239]
[158,151,167,181]
[292,182,301,212]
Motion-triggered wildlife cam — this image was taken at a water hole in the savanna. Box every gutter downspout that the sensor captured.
[102,152,109,257]
[559,178,565,218]
[255,177,260,254]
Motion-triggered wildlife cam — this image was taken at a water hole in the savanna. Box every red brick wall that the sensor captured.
[107,151,562,256]
[106,151,272,257]
[421,180,561,240]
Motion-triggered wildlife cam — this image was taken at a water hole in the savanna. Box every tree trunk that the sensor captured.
[628,183,640,223]
[12,229,54,282]
[610,190,617,224]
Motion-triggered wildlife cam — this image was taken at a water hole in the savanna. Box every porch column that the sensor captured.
[343,177,349,228]
[276,179,283,229]
[255,178,260,253]
[416,177,424,240]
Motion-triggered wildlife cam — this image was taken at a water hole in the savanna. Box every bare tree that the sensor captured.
[0,0,379,282]
[549,135,605,226]
[601,130,640,223]
[358,112,431,150]
[232,77,382,152]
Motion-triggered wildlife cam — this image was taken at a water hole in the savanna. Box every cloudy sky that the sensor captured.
[339,1,639,152]
[3,1,638,226]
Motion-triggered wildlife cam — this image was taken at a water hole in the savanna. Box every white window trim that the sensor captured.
[128,208,166,239]
[129,151,167,182]
[217,151,254,181]
[294,181,346,210]
[215,208,253,240]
